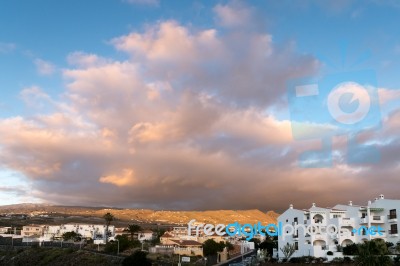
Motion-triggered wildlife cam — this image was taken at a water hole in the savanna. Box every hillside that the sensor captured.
[0,247,122,266]
[0,204,279,225]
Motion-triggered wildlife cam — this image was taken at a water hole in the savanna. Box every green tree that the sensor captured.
[249,238,261,249]
[105,235,136,254]
[202,239,225,256]
[354,239,392,266]
[343,243,359,255]
[125,224,141,241]
[62,231,82,241]
[259,237,278,257]
[103,212,114,243]
[122,250,151,266]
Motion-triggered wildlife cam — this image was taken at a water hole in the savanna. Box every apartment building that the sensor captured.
[278,194,400,259]
[21,225,47,237]
[43,224,115,243]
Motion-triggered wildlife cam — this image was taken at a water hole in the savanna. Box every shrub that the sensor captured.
[122,251,151,266]
[343,256,353,263]
[331,257,344,263]
[343,243,358,255]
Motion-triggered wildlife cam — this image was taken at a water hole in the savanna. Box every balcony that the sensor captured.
[387,215,398,223]
[360,216,384,224]
[339,218,355,226]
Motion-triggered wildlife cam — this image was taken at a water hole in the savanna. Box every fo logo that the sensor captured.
[287,69,381,168]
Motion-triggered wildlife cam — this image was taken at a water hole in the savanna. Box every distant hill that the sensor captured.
[0,203,279,225]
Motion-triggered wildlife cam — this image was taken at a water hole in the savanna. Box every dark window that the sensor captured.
[390,224,398,235]
[361,213,366,218]
[389,209,397,219]
[362,228,367,235]
[295,242,298,250]
[294,217,298,223]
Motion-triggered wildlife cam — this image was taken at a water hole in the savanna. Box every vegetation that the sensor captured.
[354,239,392,266]
[249,238,261,249]
[202,239,231,256]
[259,236,278,257]
[125,224,141,240]
[0,247,122,266]
[122,250,151,266]
[104,235,141,254]
[343,243,359,255]
[150,228,164,246]
[62,231,82,241]
[103,212,114,243]
[280,243,296,260]
[288,256,326,264]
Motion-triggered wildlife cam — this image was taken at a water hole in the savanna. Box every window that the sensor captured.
[362,228,367,235]
[389,209,397,219]
[390,224,398,235]
[295,242,298,250]
[294,217,298,223]
[361,213,366,218]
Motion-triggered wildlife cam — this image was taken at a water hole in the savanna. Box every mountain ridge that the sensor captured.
[0,203,279,225]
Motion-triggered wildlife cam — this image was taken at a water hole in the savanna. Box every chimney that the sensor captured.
[312,203,316,207]
[379,194,384,200]
[368,201,371,206]
[289,204,293,209]
[349,201,353,206]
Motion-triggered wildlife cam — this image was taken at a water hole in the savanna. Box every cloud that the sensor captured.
[0,2,398,211]
[34,58,56,75]
[0,42,16,54]
[100,169,137,186]
[112,19,318,107]
[213,1,254,28]
[67,52,110,68]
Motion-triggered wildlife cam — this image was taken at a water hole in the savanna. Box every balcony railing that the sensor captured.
[389,230,398,235]
[388,215,397,220]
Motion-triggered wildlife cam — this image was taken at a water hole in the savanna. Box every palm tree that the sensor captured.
[126,224,141,241]
[103,212,114,243]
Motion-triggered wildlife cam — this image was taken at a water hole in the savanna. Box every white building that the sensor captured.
[21,224,47,237]
[278,194,399,259]
[137,230,156,242]
[43,224,115,243]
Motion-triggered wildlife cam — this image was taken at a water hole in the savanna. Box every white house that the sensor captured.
[137,230,155,242]
[43,224,115,244]
[278,194,400,260]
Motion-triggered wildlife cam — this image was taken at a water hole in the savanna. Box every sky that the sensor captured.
[0,0,399,211]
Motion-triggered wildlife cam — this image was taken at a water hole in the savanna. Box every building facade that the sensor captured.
[21,225,47,237]
[278,194,400,259]
[43,224,115,243]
